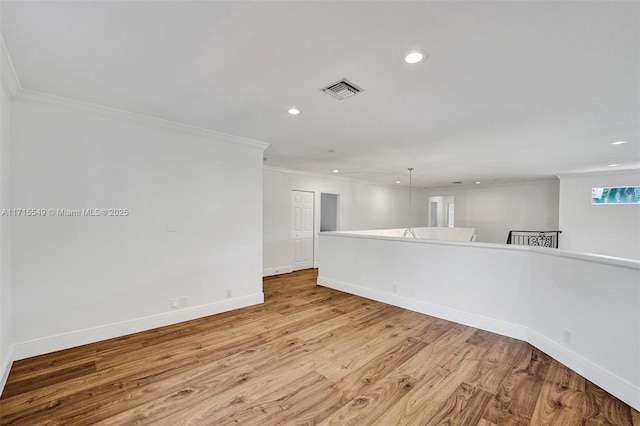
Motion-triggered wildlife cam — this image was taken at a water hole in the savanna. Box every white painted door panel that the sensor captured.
[292,191,314,270]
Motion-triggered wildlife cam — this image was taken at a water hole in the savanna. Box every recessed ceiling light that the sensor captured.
[328,149,336,153]
[287,108,301,115]
[396,180,401,184]
[404,50,427,64]
[475,181,481,184]
[611,141,628,145]
[608,164,619,167]
[332,169,339,173]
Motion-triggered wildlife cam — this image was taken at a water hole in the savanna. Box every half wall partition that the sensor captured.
[317,231,640,410]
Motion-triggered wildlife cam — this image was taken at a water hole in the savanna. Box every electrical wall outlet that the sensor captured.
[180,296,188,307]
[171,298,179,309]
[227,289,232,298]
[563,330,572,345]
[392,284,398,294]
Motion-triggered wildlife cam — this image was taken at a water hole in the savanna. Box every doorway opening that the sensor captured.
[428,196,455,227]
[320,193,339,232]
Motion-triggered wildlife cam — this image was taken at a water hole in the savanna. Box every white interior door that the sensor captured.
[292,190,314,271]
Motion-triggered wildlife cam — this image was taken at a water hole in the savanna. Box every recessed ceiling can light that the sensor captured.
[475,181,481,184]
[287,108,301,115]
[396,180,401,184]
[332,169,339,173]
[404,50,428,64]
[608,164,619,167]
[611,140,628,145]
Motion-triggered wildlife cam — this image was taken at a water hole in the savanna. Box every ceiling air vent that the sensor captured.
[322,78,364,100]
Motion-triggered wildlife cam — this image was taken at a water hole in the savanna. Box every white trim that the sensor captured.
[531,246,640,270]
[11,293,263,361]
[0,345,13,395]
[317,277,528,341]
[13,90,269,151]
[0,36,21,97]
[528,329,640,410]
[264,165,413,190]
[321,231,640,269]
[318,275,639,411]
[263,265,293,277]
[424,176,560,191]
[557,169,640,179]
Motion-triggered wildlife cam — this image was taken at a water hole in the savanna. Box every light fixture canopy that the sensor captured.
[611,140,628,145]
[332,169,339,173]
[287,107,301,115]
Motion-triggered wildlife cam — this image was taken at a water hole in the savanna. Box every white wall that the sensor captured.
[559,171,640,260]
[263,166,427,276]
[9,92,267,358]
[0,68,13,390]
[318,233,640,410]
[528,250,640,407]
[422,179,560,244]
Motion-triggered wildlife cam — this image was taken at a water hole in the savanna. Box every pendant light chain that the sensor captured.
[403,168,417,238]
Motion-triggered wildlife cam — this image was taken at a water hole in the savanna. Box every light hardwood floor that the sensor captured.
[1,269,638,425]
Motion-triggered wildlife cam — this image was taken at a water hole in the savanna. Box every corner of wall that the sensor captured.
[0,41,14,396]
[0,345,12,395]
[1,35,22,97]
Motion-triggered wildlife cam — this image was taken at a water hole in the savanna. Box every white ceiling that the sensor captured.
[2,1,638,188]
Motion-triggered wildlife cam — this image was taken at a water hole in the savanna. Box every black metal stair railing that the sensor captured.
[506,230,562,249]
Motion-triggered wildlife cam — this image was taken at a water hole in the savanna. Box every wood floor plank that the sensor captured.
[89,364,257,426]
[373,342,488,425]
[483,346,552,423]
[317,374,418,425]
[425,382,495,426]
[0,361,97,399]
[529,360,587,425]
[332,336,428,401]
[212,371,342,425]
[314,309,435,382]
[1,269,638,425]
[582,380,639,426]
[0,356,201,425]
[467,335,529,395]
[158,369,335,425]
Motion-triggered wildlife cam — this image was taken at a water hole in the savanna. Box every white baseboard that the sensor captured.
[11,293,264,361]
[317,276,527,340]
[263,265,293,277]
[528,329,640,411]
[317,275,640,412]
[0,345,13,396]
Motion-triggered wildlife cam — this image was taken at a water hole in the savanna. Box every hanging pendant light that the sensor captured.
[402,168,417,238]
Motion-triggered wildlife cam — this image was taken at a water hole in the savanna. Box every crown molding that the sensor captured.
[263,165,412,190]
[12,88,270,151]
[1,31,266,150]
[0,35,22,97]
[557,169,640,180]
[423,176,560,192]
